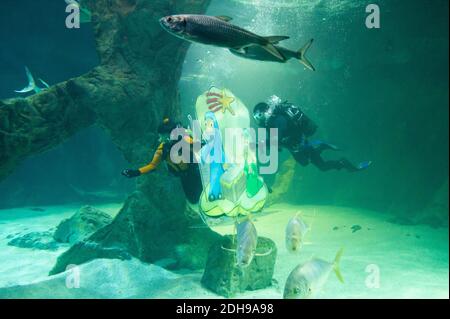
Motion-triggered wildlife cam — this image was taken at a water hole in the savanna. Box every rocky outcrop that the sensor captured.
[0,82,96,180]
[416,179,449,227]
[0,258,207,299]
[201,235,277,298]
[8,231,60,251]
[1,0,219,275]
[50,190,220,275]
[54,206,113,244]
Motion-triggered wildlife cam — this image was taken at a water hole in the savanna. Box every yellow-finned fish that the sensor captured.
[235,217,258,267]
[283,248,344,299]
[285,213,310,253]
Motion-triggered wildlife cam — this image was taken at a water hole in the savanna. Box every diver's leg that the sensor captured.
[310,154,346,172]
[310,140,340,152]
[291,149,310,167]
[310,150,370,172]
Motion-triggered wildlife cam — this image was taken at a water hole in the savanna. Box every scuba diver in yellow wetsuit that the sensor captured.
[121,118,203,205]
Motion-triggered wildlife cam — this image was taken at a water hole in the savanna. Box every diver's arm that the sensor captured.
[122,143,164,178]
[138,143,164,174]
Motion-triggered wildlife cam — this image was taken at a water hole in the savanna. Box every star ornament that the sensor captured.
[206,90,236,115]
[218,91,235,115]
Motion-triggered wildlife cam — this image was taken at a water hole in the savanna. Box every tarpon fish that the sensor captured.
[285,213,310,253]
[230,39,316,71]
[159,14,289,61]
[283,248,344,299]
[14,66,50,94]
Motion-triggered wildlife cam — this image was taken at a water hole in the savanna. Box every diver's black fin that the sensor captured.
[216,15,233,22]
[297,39,315,71]
[357,161,372,171]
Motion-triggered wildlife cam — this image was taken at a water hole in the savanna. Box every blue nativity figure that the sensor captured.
[201,111,226,202]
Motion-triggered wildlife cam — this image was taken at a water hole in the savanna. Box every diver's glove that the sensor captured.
[122,169,141,178]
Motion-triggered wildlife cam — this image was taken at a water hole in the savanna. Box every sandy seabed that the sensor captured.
[0,203,448,299]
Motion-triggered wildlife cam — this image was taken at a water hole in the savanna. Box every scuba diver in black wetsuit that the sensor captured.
[121,118,203,204]
[253,96,372,172]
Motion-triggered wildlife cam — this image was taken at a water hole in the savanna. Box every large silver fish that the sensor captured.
[230,39,316,71]
[285,213,310,253]
[236,218,258,267]
[159,14,289,61]
[283,248,344,299]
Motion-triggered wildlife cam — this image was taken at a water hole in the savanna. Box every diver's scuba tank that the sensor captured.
[282,103,317,137]
[268,96,317,137]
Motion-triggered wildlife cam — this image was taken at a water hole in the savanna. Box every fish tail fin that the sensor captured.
[15,66,37,94]
[333,247,345,284]
[25,66,36,87]
[261,36,289,61]
[39,78,50,89]
[297,39,316,71]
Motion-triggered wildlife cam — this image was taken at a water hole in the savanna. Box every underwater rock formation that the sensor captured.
[201,235,277,298]
[1,0,219,274]
[8,231,60,251]
[54,205,113,244]
[0,258,206,299]
[416,179,449,227]
[50,187,220,275]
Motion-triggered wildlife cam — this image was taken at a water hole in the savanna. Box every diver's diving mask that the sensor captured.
[253,111,266,126]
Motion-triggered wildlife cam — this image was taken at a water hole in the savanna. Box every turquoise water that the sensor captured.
[0,0,448,299]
